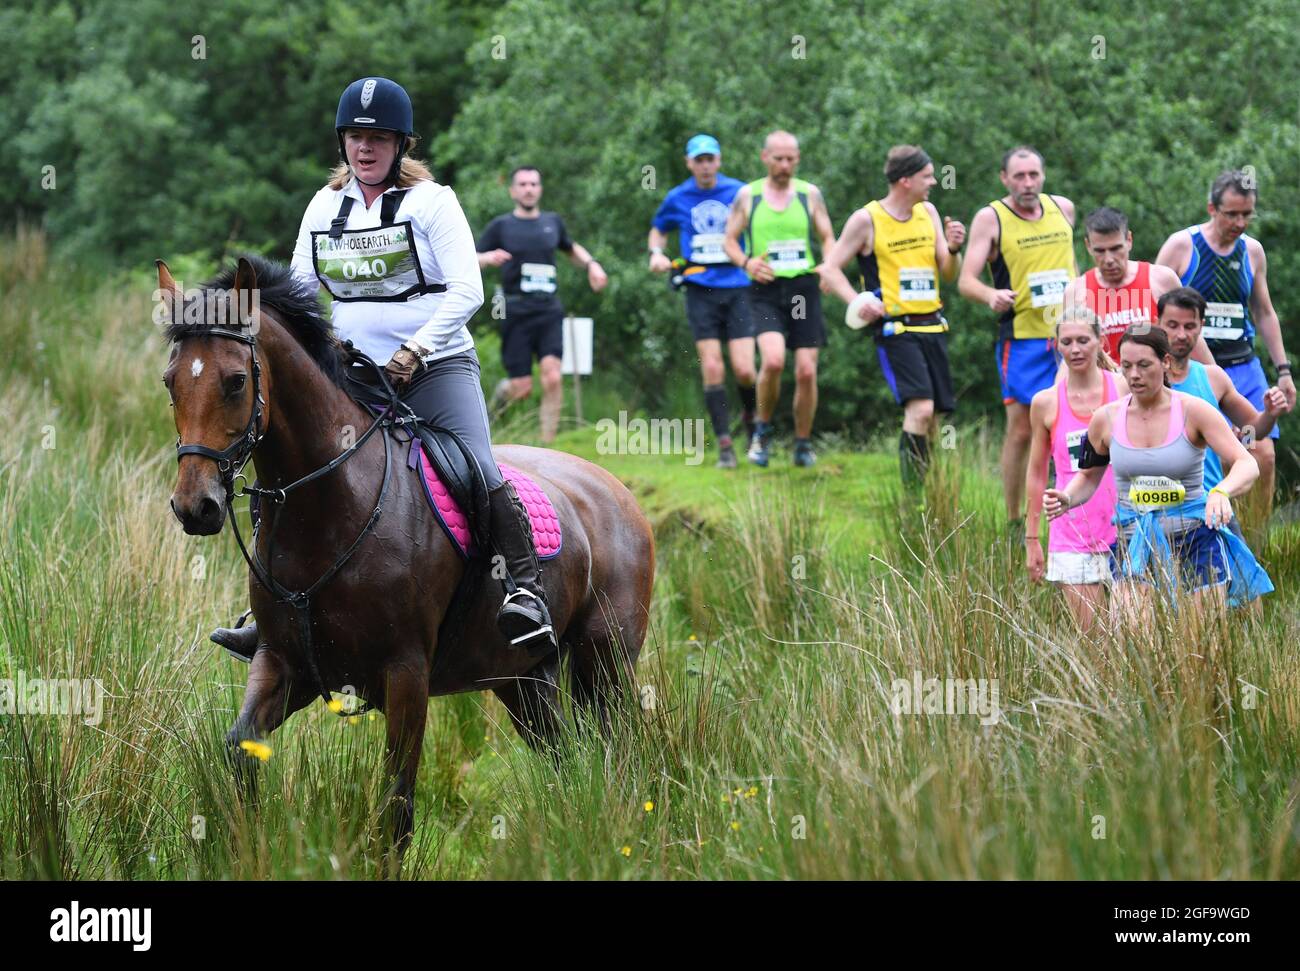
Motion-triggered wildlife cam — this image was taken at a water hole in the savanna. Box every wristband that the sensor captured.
[1209,485,1231,499]
[649,246,664,256]
[743,256,753,271]
[947,244,961,255]
[1275,361,1292,376]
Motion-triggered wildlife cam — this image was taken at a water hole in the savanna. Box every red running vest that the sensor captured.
[1084,261,1157,363]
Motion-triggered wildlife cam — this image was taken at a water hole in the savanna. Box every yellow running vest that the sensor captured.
[860,200,942,317]
[989,195,1075,339]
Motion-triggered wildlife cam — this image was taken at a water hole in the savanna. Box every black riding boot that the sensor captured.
[211,610,260,663]
[488,480,557,655]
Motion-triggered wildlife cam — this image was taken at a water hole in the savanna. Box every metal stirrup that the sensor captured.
[502,589,543,608]
[500,590,551,646]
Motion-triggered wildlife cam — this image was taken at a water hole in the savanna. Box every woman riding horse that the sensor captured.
[212,76,555,657]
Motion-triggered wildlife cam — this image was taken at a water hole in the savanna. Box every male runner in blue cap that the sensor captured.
[648,134,757,467]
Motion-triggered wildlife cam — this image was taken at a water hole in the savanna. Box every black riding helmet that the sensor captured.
[335,77,414,187]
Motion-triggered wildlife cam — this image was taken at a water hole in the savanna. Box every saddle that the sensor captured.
[343,356,560,561]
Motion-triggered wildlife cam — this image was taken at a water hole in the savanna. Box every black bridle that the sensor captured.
[174,325,416,714]
[174,327,266,482]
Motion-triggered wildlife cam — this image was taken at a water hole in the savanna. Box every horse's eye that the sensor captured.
[224,374,247,398]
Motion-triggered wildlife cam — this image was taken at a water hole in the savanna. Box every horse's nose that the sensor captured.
[172,492,225,535]
[197,495,223,527]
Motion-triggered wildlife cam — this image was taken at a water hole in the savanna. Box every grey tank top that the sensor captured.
[1110,391,1204,539]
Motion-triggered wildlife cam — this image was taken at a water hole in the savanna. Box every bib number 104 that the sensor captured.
[340,257,388,280]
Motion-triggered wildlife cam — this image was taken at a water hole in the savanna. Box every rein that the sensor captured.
[175,327,420,715]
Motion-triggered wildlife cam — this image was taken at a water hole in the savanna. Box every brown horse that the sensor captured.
[159,256,654,856]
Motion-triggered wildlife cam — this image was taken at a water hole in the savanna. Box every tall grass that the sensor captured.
[2,231,1298,879]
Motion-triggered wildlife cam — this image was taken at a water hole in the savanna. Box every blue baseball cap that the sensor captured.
[685,134,721,158]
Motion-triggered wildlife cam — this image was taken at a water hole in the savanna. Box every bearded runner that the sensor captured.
[477,165,607,444]
[723,130,836,469]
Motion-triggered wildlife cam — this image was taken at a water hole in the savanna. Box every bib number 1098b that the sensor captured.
[1128,475,1186,510]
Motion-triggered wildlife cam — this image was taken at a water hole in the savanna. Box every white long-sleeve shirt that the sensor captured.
[290,177,483,364]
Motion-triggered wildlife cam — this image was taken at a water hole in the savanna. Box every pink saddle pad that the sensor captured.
[410,440,561,560]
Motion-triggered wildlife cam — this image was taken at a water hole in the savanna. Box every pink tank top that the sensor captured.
[1049,370,1118,553]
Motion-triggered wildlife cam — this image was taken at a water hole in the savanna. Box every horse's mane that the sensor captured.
[163,256,349,390]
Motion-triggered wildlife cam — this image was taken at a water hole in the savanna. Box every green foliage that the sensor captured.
[444,0,1300,437]
[4,242,1300,879]
[5,0,1300,442]
[2,0,495,267]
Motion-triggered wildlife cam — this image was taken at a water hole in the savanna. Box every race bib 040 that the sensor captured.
[1128,474,1186,511]
[315,224,420,300]
[767,238,810,273]
[1202,301,1246,341]
[1028,268,1071,309]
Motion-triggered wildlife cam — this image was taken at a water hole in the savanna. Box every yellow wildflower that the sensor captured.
[238,740,272,762]
[620,845,632,857]
[643,800,654,813]
[730,821,740,832]
[326,699,343,713]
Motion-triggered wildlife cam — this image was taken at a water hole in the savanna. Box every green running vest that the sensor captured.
[746,178,816,279]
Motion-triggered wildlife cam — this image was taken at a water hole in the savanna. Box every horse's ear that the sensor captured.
[156,259,179,292]
[155,259,181,324]
[232,257,258,328]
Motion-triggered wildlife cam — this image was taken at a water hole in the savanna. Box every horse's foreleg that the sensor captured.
[493,653,564,754]
[381,657,430,872]
[225,648,314,802]
[569,609,642,737]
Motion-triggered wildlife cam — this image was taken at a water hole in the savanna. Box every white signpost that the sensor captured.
[562,316,593,423]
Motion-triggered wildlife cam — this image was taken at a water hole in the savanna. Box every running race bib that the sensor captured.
[520,262,558,294]
[1028,269,1071,309]
[689,232,729,265]
[1202,301,1246,341]
[1128,475,1186,511]
[898,267,938,303]
[1066,428,1086,473]
[766,239,810,273]
[314,223,424,302]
